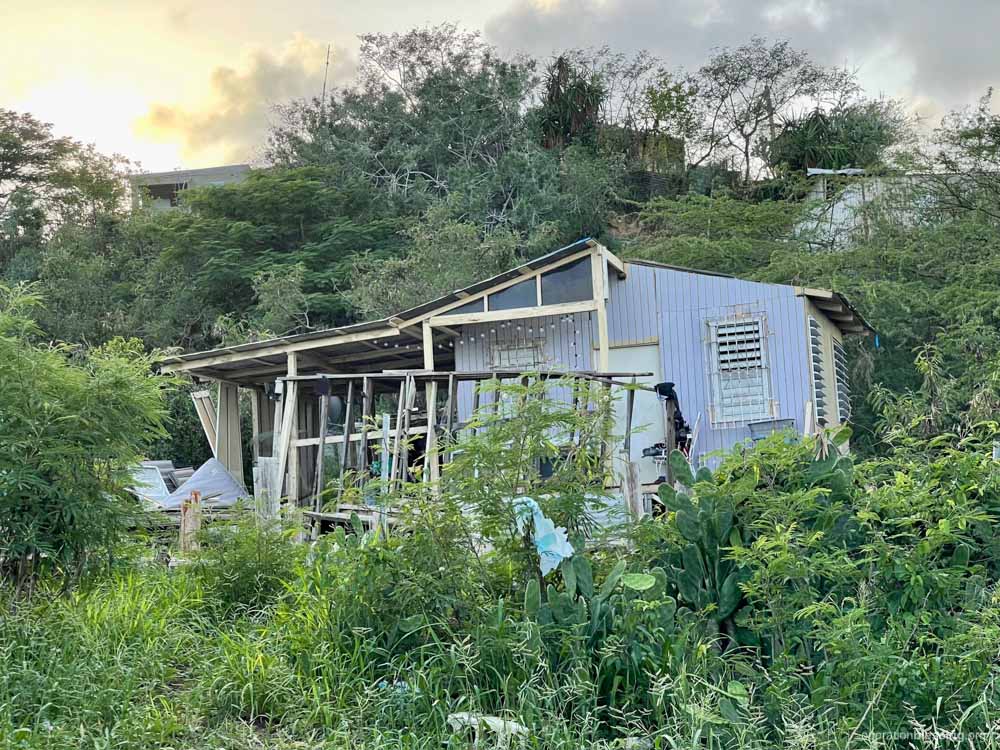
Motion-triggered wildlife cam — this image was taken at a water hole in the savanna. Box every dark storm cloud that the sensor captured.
[485,0,1000,116]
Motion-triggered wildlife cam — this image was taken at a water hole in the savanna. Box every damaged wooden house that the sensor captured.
[159,238,871,519]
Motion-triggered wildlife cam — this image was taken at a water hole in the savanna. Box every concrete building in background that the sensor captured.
[129,164,251,210]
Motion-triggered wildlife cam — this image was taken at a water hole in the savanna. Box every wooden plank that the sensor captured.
[286,353,300,504]
[591,246,610,373]
[623,461,642,520]
[160,327,402,373]
[422,322,436,482]
[390,378,407,484]
[337,379,355,500]
[249,388,262,462]
[444,372,457,454]
[292,424,428,448]
[312,389,330,534]
[357,377,373,473]
[624,382,636,456]
[215,382,244,487]
[190,390,218,453]
[399,375,417,485]
[428,299,597,328]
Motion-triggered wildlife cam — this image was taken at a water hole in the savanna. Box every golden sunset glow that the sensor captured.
[4,1,992,170]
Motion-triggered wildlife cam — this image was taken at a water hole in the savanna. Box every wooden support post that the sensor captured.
[598,380,612,469]
[624,381,636,457]
[623,461,642,520]
[380,413,391,496]
[249,387,262,462]
[444,373,457,459]
[665,396,677,485]
[425,380,440,485]
[391,378,407,485]
[337,379,355,500]
[399,376,417,484]
[422,321,438,484]
[179,490,202,554]
[286,354,300,505]
[591,247,610,373]
[470,385,481,437]
[312,385,330,529]
[358,377,373,475]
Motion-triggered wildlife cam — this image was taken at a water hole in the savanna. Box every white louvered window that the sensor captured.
[707,316,773,425]
[808,317,828,425]
[832,338,851,422]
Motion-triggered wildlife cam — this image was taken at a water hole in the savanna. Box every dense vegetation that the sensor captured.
[4,23,1000,750]
[3,381,1000,747]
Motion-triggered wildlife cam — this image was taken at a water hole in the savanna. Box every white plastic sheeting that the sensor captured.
[129,465,172,510]
[142,459,248,510]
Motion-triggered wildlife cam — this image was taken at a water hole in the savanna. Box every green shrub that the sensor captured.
[0,283,170,592]
[188,508,304,620]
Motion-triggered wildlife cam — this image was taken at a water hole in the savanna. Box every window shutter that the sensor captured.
[832,339,851,422]
[808,317,828,425]
[708,316,773,425]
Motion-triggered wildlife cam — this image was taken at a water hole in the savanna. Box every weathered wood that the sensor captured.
[591,246,610,372]
[444,373,457,457]
[624,380,636,456]
[191,390,218,453]
[357,377,373,471]
[160,327,402,373]
[179,491,202,554]
[215,382,244,487]
[399,376,417,485]
[623,461,642,520]
[428,299,597,328]
[312,388,330,515]
[292,424,428,448]
[337,379,356,499]
[390,378,407,484]
[274,380,298,501]
[425,380,439,484]
[286,354,300,504]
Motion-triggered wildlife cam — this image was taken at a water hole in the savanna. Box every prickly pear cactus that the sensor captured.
[659,450,745,635]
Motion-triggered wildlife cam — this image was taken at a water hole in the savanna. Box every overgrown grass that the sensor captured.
[6,395,1000,748]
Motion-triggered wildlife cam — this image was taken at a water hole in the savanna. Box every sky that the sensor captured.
[4,0,998,172]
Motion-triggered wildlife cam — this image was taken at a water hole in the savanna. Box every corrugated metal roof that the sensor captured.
[161,237,596,366]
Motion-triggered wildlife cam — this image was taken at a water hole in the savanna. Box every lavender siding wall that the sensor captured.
[453,310,596,420]
[608,263,810,466]
[450,261,811,467]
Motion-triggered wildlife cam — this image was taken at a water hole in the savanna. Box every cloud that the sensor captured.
[485,0,1000,122]
[135,34,355,166]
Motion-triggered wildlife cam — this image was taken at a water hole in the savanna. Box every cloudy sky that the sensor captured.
[5,0,997,171]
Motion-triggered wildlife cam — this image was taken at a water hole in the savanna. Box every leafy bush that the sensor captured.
[188,508,304,620]
[0,283,169,592]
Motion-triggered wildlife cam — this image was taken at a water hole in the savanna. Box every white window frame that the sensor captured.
[706,314,775,427]
[490,341,542,371]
